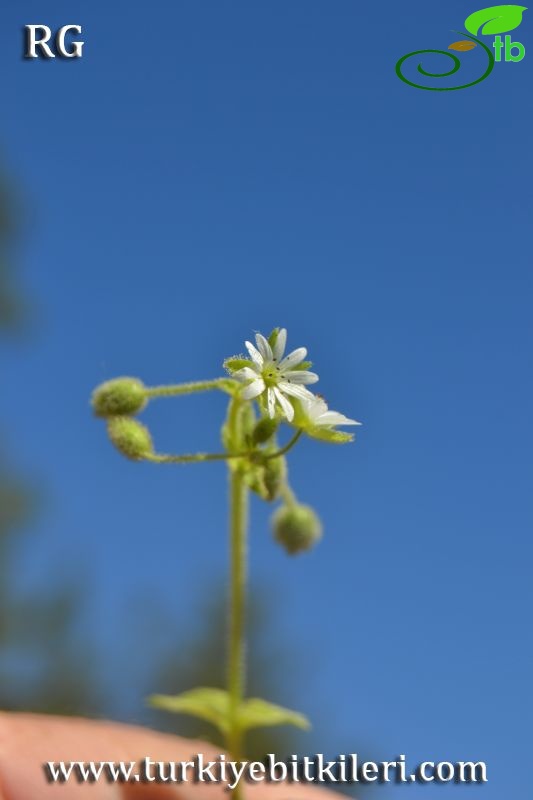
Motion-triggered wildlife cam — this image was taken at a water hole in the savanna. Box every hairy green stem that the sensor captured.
[146,451,247,464]
[227,467,248,791]
[264,429,302,459]
[280,483,298,507]
[145,378,235,398]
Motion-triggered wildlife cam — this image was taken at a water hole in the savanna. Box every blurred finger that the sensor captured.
[0,714,345,800]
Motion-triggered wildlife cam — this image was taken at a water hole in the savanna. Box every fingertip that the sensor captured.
[119,782,185,799]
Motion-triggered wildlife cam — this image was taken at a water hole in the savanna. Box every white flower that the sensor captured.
[233,328,319,421]
[302,396,361,428]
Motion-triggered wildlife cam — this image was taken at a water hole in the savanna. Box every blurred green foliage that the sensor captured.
[0,170,25,331]
[0,162,101,715]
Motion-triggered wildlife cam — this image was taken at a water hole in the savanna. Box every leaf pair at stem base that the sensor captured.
[150,687,310,737]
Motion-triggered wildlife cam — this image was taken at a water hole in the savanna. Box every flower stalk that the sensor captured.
[228,467,248,774]
[145,378,234,398]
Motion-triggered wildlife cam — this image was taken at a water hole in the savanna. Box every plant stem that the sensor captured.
[146,451,248,464]
[280,482,298,507]
[145,378,235,398]
[264,429,302,459]
[227,466,248,795]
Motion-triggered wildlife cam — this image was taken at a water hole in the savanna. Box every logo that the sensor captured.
[396,4,527,90]
[24,25,84,59]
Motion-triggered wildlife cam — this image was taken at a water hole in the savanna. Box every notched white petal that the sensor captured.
[284,370,319,385]
[245,341,264,366]
[273,387,294,421]
[318,412,361,427]
[279,382,315,401]
[272,328,287,361]
[234,366,259,380]
[241,378,265,400]
[255,333,273,361]
[279,347,307,369]
[267,387,276,418]
[306,399,328,418]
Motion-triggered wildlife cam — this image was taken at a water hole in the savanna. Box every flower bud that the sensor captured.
[107,416,153,460]
[252,417,279,445]
[91,377,147,418]
[262,454,287,502]
[272,504,322,555]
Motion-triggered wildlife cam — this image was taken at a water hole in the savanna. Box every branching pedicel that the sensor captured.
[91,327,360,796]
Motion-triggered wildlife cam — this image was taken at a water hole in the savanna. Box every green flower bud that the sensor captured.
[272,504,322,555]
[91,377,147,418]
[252,417,279,445]
[107,416,153,460]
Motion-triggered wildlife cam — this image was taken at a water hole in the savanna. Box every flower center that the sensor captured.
[262,361,281,387]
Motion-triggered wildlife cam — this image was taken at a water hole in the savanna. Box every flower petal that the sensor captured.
[272,328,287,362]
[279,347,307,370]
[317,411,361,427]
[255,333,273,361]
[304,397,328,420]
[273,387,294,421]
[283,370,319,385]
[234,366,260,381]
[267,387,276,418]
[241,378,265,400]
[245,341,264,366]
[278,381,315,401]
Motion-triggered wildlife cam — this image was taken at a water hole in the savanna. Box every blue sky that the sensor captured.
[1,1,532,797]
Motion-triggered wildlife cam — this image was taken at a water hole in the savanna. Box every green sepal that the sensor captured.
[149,687,231,734]
[237,697,310,732]
[290,360,313,371]
[245,462,282,502]
[267,328,281,349]
[221,418,234,453]
[304,427,354,444]
[263,454,287,501]
[240,402,256,448]
[222,398,256,454]
[256,393,270,418]
[223,357,252,374]
[245,462,271,500]
[245,446,287,502]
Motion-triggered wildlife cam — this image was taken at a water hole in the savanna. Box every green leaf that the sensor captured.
[464,4,527,35]
[237,698,311,732]
[224,357,252,373]
[149,690,310,736]
[149,687,231,734]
